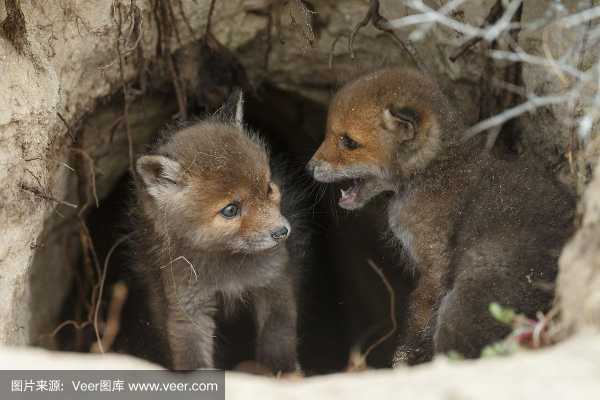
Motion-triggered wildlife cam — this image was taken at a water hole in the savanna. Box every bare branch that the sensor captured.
[560,6,600,28]
[463,93,576,141]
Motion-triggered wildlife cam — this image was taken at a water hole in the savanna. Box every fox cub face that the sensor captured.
[136,95,290,253]
[307,68,445,210]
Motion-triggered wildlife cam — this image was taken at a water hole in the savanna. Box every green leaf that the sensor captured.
[489,302,516,325]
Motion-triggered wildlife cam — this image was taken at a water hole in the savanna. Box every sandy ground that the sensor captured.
[1,333,599,399]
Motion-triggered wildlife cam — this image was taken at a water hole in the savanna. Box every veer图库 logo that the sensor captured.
[2,370,224,400]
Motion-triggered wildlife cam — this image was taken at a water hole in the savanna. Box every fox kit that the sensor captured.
[308,68,574,363]
[130,94,300,372]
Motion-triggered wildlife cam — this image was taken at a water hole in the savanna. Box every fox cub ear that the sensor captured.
[234,90,244,128]
[136,155,183,199]
[220,89,244,128]
[382,106,419,142]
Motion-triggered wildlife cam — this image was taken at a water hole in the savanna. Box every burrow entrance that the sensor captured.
[41,82,414,375]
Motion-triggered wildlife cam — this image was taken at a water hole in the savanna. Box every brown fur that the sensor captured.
[129,103,301,372]
[313,69,461,181]
[308,67,574,363]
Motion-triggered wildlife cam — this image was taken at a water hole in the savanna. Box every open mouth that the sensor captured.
[338,179,366,210]
[336,177,395,210]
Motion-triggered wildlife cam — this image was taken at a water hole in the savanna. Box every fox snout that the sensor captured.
[258,217,291,251]
[306,157,337,183]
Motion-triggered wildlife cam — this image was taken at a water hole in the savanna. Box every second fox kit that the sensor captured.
[131,95,300,372]
[308,68,574,363]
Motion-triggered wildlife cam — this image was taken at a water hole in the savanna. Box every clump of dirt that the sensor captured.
[1,0,29,55]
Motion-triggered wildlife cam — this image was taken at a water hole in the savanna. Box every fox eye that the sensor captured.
[340,134,361,150]
[220,203,240,219]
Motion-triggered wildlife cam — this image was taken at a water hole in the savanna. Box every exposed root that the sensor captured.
[205,0,217,37]
[478,0,524,151]
[449,0,504,62]
[21,168,78,209]
[51,219,102,349]
[246,0,316,64]
[77,219,102,292]
[328,32,348,69]
[164,0,182,45]
[92,234,133,354]
[363,260,398,359]
[348,0,425,72]
[56,112,76,143]
[112,1,137,172]
[70,148,99,209]
[51,320,92,339]
[91,282,128,353]
[24,156,75,172]
[175,0,195,37]
[153,0,188,119]
[166,51,188,120]
[20,184,78,209]
[347,259,397,372]
[264,4,273,70]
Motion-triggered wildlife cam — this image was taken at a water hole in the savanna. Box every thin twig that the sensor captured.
[164,0,182,45]
[91,282,128,353]
[51,320,93,338]
[264,4,273,70]
[70,148,99,208]
[449,0,504,62]
[205,0,217,37]
[78,218,102,281]
[363,259,398,361]
[20,182,79,209]
[113,1,135,173]
[348,0,375,59]
[93,234,133,354]
[463,93,575,141]
[24,156,75,171]
[166,52,188,120]
[328,33,347,69]
[175,0,196,37]
[160,255,199,282]
[348,0,425,71]
[56,112,76,142]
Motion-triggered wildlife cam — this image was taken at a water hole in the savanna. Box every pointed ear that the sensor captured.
[136,155,183,198]
[220,89,244,128]
[381,106,420,142]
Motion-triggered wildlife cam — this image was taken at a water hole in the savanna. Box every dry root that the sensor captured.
[347,259,398,372]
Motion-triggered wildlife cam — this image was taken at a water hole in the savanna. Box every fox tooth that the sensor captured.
[340,188,347,198]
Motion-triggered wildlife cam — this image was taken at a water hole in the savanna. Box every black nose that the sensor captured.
[271,226,289,241]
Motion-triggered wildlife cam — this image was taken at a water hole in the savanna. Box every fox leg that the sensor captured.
[393,266,444,366]
[166,295,217,370]
[252,278,299,374]
[434,266,551,358]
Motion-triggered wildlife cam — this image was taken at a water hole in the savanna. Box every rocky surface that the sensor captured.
[558,160,600,334]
